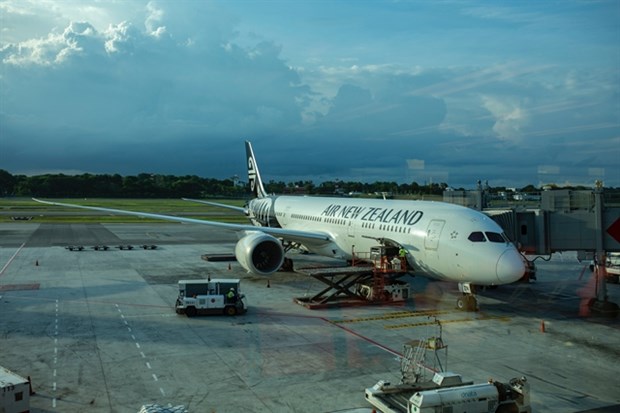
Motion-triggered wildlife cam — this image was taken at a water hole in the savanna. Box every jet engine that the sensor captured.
[235,232,285,275]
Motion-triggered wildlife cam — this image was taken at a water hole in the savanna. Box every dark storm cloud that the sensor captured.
[1,1,618,188]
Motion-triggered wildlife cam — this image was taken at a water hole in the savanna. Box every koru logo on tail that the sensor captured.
[248,157,257,192]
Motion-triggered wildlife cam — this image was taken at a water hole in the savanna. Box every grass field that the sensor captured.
[0,198,249,224]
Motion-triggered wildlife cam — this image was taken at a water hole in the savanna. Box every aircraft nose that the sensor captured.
[496,249,526,284]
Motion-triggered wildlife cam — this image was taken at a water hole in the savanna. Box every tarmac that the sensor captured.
[0,221,619,413]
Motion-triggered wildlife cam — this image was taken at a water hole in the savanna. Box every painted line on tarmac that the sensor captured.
[52,299,59,410]
[322,317,402,358]
[331,309,456,324]
[0,294,170,310]
[250,309,406,357]
[115,303,167,399]
[123,313,176,319]
[0,242,25,276]
[385,314,511,329]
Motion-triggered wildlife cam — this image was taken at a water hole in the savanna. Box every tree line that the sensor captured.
[0,169,603,199]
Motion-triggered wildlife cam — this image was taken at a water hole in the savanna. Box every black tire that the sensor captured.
[496,402,519,413]
[457,296,477,311]
[466,295,478,312]
[225,306,237,316]
[185,306,197,318]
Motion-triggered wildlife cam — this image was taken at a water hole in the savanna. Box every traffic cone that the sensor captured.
[540,320,545,333]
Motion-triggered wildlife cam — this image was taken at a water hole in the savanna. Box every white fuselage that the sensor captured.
[248,195,525,285]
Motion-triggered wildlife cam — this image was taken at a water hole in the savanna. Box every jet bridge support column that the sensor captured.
[591,182,619,317]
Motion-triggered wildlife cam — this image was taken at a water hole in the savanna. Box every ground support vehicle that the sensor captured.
[175,279,246,317]
[605,252,620,283]
[0,365,31,413]
[365,372,530,413]
[365,327,530,413]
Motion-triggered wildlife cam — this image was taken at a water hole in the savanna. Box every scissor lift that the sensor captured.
[294,246,410,309]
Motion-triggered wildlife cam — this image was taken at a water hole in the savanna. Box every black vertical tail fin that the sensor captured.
[245,141,268,198]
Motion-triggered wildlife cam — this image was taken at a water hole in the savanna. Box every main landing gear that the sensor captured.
[456,283,478,312]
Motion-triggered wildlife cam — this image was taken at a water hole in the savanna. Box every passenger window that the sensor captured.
[485,232,505,243]
[468,232,486,242]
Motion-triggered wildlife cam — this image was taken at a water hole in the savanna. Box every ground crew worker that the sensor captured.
[399,247,407,270]
[226,288,237,303]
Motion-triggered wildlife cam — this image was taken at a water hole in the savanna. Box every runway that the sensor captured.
[0,222,618,412]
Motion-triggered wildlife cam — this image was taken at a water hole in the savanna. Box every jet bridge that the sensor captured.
[444,184,620,316]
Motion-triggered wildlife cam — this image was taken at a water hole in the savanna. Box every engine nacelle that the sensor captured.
[235,232,285,275]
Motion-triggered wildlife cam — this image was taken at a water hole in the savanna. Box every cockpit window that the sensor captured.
[468,232,486,242]
[485,232,505,243]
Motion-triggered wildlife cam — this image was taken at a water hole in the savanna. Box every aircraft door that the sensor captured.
[345,219,357,253]
[425,220,445,250]
[423,220,445,277]
[347,220,356,238]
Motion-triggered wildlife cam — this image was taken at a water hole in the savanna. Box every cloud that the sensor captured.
[1,7,304,136]
[0,1,618,189]
[481,95,529,141]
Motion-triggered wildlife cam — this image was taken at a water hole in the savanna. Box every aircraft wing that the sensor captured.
[181,197,247,214]
[32,198,332,244]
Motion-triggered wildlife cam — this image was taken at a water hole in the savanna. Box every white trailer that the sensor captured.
[410,376,530,413]
[365,372,530,413]
[0,366,30,413]
[175,279,246,317]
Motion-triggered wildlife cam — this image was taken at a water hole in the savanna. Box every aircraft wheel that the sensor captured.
[185,306,197,318]
[465,295,477,311]
[457,296,477,312]
[225,306,237,316]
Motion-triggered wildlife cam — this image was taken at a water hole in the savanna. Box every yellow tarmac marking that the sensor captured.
[331,309,511,329]
[332,309,455,324]
[385,314,511,329]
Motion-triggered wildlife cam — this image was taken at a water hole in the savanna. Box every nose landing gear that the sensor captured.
[457,283,478,312]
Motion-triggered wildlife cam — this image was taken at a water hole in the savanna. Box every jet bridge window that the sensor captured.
[468,231,486,242]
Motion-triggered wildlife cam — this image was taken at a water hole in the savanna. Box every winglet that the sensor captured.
[245,141,268,198]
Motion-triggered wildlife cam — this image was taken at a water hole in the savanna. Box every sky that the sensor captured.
[1,0,619,189]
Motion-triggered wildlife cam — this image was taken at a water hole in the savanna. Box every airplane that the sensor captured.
[34,141,526,311]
